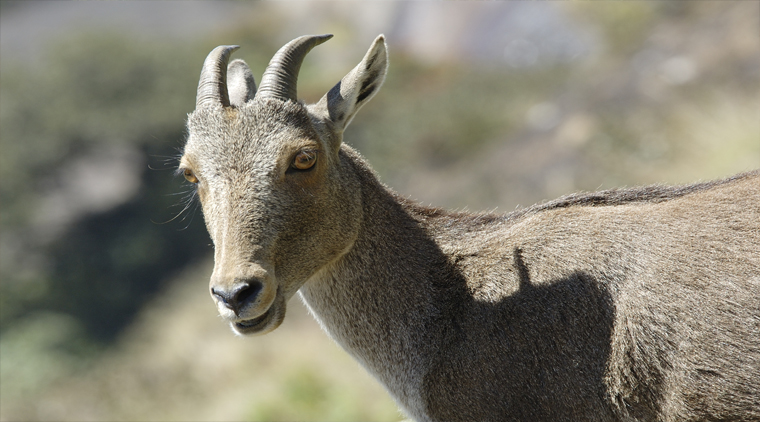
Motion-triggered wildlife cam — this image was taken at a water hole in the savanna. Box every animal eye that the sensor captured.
[292,150,317,171]
[183,168,199,184]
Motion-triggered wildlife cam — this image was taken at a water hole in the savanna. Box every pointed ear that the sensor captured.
[314,35,388,131]
[227,59,256,107]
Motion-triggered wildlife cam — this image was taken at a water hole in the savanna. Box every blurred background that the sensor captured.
[1,1,758,421]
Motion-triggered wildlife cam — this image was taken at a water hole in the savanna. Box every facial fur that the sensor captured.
[182,99,362,335]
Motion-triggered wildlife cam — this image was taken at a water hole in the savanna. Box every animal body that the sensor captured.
[179,34,760,421]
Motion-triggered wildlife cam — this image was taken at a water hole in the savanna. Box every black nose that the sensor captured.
[211,280,262,315]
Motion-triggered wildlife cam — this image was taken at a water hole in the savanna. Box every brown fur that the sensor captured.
[181,35,760,421]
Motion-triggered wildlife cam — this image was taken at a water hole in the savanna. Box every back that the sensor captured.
[424,171,760,421]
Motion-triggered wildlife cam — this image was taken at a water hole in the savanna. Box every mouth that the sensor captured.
[231,305,280,335]
[235,310,270,330]
[221,287,287,336]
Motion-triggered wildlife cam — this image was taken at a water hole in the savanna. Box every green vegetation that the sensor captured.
[248,366,400,421]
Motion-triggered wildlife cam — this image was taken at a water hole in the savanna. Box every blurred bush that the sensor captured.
[1,33,206,340]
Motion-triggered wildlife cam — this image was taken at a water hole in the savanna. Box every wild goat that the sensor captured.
[179,34,760,421]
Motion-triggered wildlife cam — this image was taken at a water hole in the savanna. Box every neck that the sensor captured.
[298,151,472,419]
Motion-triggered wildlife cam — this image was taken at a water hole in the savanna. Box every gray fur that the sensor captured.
[180,34,760,421]
[226,59,256,107]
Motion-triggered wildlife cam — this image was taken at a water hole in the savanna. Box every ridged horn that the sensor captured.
[196,45,240,109]
[257,34,333,102]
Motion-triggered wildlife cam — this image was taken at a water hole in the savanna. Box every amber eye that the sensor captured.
[183,168,199,184]
[292,150,317,171]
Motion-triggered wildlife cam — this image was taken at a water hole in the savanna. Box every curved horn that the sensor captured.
[196,45,240,109]
[257,34,333,102]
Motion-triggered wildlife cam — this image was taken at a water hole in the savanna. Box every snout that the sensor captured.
[211,279,263,316]
[209,265,283,335]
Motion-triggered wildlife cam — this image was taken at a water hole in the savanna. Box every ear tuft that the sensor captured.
[315,35,388,132]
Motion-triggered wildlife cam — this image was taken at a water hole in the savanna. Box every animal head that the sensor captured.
[180,35,388,335]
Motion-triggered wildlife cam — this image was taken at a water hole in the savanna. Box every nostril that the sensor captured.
[211,280,264,313]
[211,280,262,313]
[234,281,262,309]
[211,287,227,303]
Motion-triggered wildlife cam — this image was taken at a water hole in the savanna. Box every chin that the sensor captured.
[230,300,286,336]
